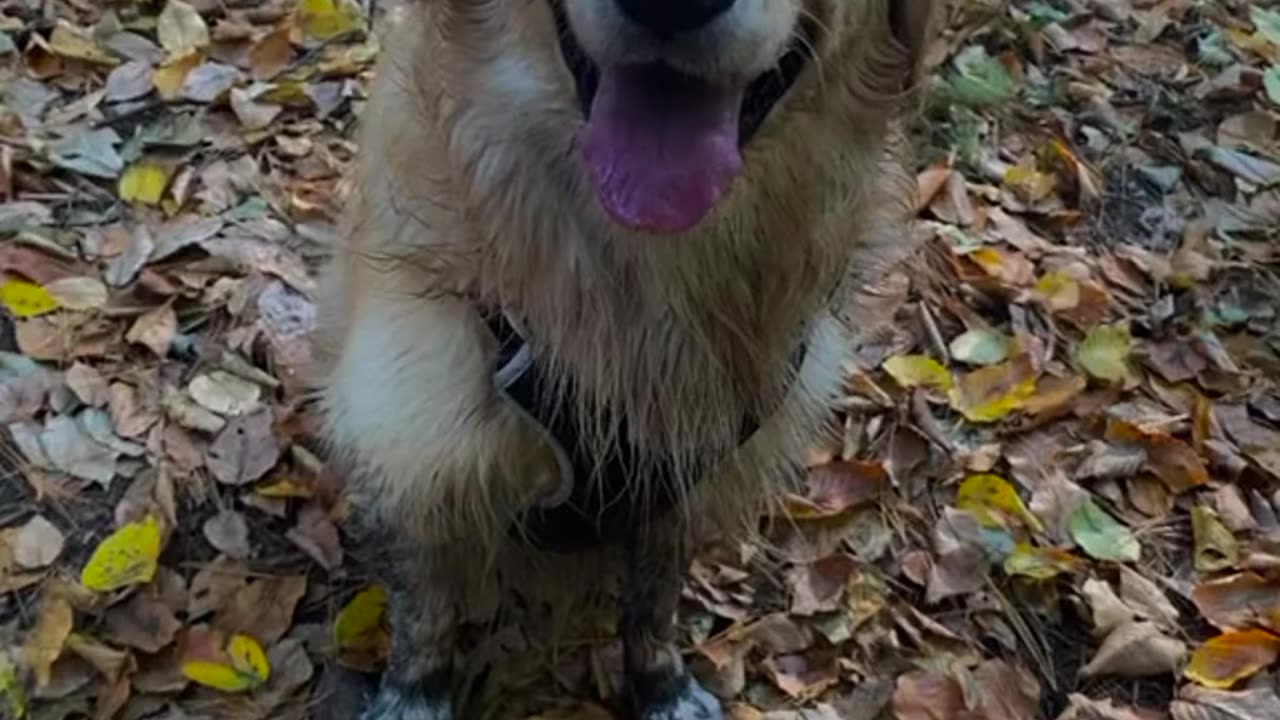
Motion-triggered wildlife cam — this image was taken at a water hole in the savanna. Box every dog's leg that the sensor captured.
[621,526,722,720]
[359,557,457,720]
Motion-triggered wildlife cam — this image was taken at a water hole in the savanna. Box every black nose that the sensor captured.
[616,0,737,35]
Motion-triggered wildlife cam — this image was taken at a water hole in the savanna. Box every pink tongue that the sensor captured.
[582,66,742,234]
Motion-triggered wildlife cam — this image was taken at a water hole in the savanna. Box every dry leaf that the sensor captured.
[202,509,252,560]
[23,595,73,688]
[1082,620,1187,678]
[12,514,64,569]
[80,515,162,592]
[1184,629,1280,689]
[157,0,210,58]
[125,305,176,357]
[103,594,181,653]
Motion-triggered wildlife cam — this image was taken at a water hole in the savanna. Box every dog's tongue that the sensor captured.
[582,66,742,234]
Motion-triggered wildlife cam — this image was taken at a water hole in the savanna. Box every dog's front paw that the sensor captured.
[358,682,454,720]
[629,672,723,720]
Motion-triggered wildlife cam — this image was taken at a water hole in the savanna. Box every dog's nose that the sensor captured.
[616,0,737,35]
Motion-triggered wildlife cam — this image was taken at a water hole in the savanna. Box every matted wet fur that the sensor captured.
[314,0,940,718]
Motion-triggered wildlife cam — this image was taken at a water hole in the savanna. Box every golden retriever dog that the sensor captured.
[315,0,940,717]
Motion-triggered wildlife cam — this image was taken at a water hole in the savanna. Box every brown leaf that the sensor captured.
[892,670,966,720]
[1171,686,1280,720]
[1055,694,1157,720]
[761,651,838,700]
[287,501,344,570]
[926,508,989,604]
[202,508,252,560]
[65,633,134,684]
[1192,572,1280,633]
[23,594,74,687]
[206,409,280,485]
[103,594,181,653]
[125,304,176,357]
[188,556,251,620]
[971,660,1041,720]
[1081,621,1186,678]
[787,554,857,616]
[214,574,307,645]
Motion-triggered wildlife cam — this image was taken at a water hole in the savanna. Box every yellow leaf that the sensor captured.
[1032,271,1081,311]
[118,161,172,205]
[0,278,60,318]
[181,633,270,693]
[1003,543,1083,580]
[158,0,210,57]
[80,515,162,592]
[153,50,202,100]
[255,478,314,498]
[0,652,24,719]
[1184,629,1280,689]
[947,355,1038,423]
[1077,323,1132,383]
[956,474,1043,532]
[882,354,952,391]
[48,20,118,65]
[1192,506,1240,573]
[334,586,389,653]
[297,0,366,41]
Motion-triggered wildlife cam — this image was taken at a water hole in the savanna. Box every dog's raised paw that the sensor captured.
[358,683,454,720]
[630,674,723,720]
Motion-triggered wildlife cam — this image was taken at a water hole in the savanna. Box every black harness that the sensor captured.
[484,309,800,552]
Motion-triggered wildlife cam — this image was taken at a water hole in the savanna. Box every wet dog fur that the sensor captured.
[314,0,940,717]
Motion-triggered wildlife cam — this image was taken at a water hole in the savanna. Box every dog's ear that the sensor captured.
[888,0,940,89]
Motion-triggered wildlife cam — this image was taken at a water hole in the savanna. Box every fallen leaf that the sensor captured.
[125,305,176,357]
[0,278,59,318]
[188,371,262,416]
[22,594,73,688]
[1082,620,1186,678]
[180,628,270,693]
[287,501,343,570]
[80,515,162,592]
[892,670,965,720]
[103,594,181,653]
[1192,506,1240,573]
[64,634,132,684]
[117,161,172,205]
[157,0,210,58]
[1171,685,1280,720]
[882,354,952,391]
[1003,543,1083,580]
[12,514,64,569]
[47,20,117,66]
[202,509,252,560]
[0,654,24,720]
[1078,324,1133,383]
[947,355,1038,423]
[42,277,107,311]
[1070,499,1141,563]
[1192,573,1280,633]
[1184,629,1280,689]
[956,473,1043,531]
[206,409,280,485]
[1118,566,1180,630]
[1032,271,1081,311]
[104,60,154,102]
[948,327,1011,366]
[215,574,307,645]
[1056,694,1155,720]
[297,0,366,41]
[1083,578,1137,636]
[334,585,390,669]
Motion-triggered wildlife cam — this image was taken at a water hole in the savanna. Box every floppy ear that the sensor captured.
[888,0,940,89]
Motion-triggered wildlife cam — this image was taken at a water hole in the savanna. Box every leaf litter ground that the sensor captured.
[1,1,1280,719]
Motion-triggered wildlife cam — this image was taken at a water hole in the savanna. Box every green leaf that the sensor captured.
[1069,499,1141,563]
[946,45,1018,109]
[1264,65,1280,107]
[948,328,1011,366]
[1252,6,1280,46]
[1077,323,1132,383]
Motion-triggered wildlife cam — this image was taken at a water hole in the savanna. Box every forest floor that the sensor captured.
[1,1,1279,719]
